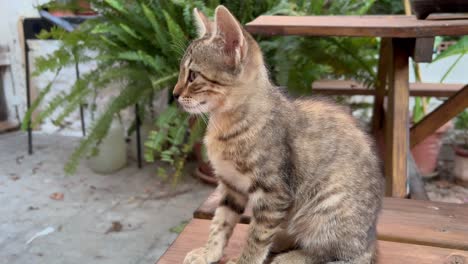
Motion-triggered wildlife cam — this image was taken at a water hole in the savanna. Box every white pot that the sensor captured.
[454,147,468,183]
[87,118,127,174]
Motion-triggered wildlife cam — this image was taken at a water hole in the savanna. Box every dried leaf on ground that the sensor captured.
[49,192,64,201]
[170,221,188,234]
[105,221,123,234]
[10,174,20,181]
[435,180,454,189]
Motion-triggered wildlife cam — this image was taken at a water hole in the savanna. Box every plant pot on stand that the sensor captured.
[411,121,453,177]
[453,110,468,186]
[454,146,468,186]
[87,117,128,174]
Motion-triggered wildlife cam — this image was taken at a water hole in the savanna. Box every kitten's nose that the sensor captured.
[173,93,180,100]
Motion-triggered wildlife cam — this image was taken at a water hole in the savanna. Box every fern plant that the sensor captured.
[26,0,203,174]
[27,0,382,180]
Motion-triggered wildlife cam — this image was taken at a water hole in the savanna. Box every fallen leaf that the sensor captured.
[49,192,64,201]
[16,155,24,164]
[170,221,188,234]
[105,221,123,234]
[435,180,453,189]
[10,175,20,181]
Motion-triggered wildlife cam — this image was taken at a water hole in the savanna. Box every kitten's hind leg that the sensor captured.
[270,250,320,264]
[327,248,376,264]
[270,230,297,254]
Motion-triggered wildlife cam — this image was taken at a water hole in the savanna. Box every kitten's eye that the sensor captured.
[188,70,198,83]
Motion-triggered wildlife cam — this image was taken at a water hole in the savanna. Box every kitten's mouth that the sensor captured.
[181,101,209,113]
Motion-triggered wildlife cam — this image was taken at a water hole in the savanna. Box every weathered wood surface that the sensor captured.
[246,15,468,37]
[385,38,411,198]
[156,219,468,264]
[410,85,468,148]
[194,190,468,250]
[312,80,464,97]
[371,38,391,136]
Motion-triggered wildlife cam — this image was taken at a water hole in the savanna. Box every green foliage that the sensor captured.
[170,220,189,234]
[456,110,468,130]
[260,0,379,94]
[29,0,383,179]
[413,37,467,123]
[368,0,404,14]
[455,110,468,148]
[144,104,205,185]
[27,0,193,174]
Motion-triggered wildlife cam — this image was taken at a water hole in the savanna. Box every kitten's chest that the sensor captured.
[205,137,252,193]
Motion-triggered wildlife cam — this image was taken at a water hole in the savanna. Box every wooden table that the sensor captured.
[246,15,468,197]
[157,189,468,263]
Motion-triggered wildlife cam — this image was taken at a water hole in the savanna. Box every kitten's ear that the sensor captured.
[214,5,248,65]
[193,8,212,37]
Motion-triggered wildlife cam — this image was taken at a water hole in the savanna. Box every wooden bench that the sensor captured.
[157,189,468,263]
[157,219,468,264]
[311,80,465,97]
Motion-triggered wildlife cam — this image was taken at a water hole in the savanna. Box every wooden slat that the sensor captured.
[385,38,410,198]
[379,198,468,250]
[371,38,391,135]
[410,85,468,148]
[194,191,468,251]
[413,37,435,63]
[156,219,468,264]
[246,15,468,38]
[311,80,464,97]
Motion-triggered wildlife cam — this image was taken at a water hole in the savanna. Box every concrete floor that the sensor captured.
[0,132,213,264]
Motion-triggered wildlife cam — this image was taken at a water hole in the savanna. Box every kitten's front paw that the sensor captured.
[183,248,208,264]
[184,247,222,264]
[225,259,237,264]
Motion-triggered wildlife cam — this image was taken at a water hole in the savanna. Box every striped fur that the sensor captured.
[180,6,384,264]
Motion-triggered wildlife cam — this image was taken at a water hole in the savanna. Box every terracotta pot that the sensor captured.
[411,121,453,176]
[49,0,95,16]
[454,145,468,185]
[75,0,96,15]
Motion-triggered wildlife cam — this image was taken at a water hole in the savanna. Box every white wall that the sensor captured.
[0,0,49,122]
[0,0,95,137]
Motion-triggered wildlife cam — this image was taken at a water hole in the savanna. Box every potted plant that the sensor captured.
[40,0,96,16]
[410,36,467,176]
[454,110,468,185]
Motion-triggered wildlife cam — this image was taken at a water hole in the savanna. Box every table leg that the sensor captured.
[371,38,392,136]
[385,38,411,197]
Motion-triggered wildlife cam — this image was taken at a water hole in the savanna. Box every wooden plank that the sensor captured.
[156,219,468,264]
[385,38,411,198]
[379,198,468,251]
[246,15,468,38]
[372,38,391,135]
[195,192,468,250]
[311,80,464,97]
[410,85,468,148]
[413,37,435,63]
[0,121,20,134]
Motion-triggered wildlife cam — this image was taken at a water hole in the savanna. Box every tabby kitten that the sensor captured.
[175,6,384,264]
